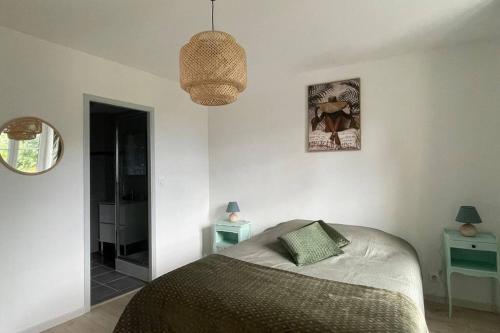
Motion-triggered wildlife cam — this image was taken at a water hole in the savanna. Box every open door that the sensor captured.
[114,113,150,281]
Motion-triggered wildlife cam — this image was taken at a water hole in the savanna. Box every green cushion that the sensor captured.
[279,222,343,266]
[314,220,351,248]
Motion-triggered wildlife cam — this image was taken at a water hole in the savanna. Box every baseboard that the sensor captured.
[425,294,498,313]
[18,307,87,333]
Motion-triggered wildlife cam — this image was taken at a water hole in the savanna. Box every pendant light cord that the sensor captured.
[211,0,215,31]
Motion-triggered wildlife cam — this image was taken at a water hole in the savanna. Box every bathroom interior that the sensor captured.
[89,101,150,305]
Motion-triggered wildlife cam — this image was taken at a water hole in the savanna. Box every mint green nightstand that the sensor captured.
[213,220,251,253]
[443,229,499,317]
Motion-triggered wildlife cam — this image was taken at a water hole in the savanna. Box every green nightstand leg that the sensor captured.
[494,278,499,313]
[447,272,452,318]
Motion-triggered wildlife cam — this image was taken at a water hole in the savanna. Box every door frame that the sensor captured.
[83,94,156,311]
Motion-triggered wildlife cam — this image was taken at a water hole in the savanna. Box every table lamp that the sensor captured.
[455,206,482,237]
[226,201,240,222]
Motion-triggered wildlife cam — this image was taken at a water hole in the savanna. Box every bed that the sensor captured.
[114,219,427,332]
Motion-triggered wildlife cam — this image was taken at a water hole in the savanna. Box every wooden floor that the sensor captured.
[425,302,500,333]
[45,295,500,333]
[43,292,136,333]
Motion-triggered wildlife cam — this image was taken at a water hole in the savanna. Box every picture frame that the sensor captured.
[307,78,361,152]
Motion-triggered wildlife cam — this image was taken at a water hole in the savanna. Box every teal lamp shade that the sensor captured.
[226,201,240,213]
[455,206,482,224]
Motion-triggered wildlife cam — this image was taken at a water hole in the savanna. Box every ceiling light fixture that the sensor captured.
[5,118,42,141]
[179,0,247,106]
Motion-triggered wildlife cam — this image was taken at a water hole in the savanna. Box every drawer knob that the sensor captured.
[471,244,476,249]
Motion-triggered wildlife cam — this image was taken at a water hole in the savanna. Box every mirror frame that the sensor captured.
[0,116,64,176]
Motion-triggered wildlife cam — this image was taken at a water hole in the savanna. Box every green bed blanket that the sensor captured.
[114,254,427,333]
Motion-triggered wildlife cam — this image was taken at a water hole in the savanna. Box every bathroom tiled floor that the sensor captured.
[91,253,146,305]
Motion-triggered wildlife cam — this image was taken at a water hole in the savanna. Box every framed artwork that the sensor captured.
[308,78,360,151]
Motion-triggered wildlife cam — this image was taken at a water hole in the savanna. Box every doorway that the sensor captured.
[84,96,154,306]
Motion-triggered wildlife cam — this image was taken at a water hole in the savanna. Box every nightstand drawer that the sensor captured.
[449,240,497,252]
[215,225,240,233]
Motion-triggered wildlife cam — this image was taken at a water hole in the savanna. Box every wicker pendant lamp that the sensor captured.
[180,0,247,106]
[5,118,42,141]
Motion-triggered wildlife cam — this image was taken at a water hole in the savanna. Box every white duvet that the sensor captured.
[220,219,425,316]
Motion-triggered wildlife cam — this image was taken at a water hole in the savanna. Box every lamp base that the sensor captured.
[459,223,477,237]
[229,213,239,222]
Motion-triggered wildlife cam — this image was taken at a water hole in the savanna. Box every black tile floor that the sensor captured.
[91,252,146,305]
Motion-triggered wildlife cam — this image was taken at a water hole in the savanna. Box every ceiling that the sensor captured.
[0,0,499,80]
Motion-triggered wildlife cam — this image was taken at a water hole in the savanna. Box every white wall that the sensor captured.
[209,39,500,305]
[0,26,209,333]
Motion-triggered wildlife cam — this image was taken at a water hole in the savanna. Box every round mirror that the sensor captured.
[0,117,63,175]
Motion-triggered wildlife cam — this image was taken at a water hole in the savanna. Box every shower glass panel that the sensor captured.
[116,114,149,268]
